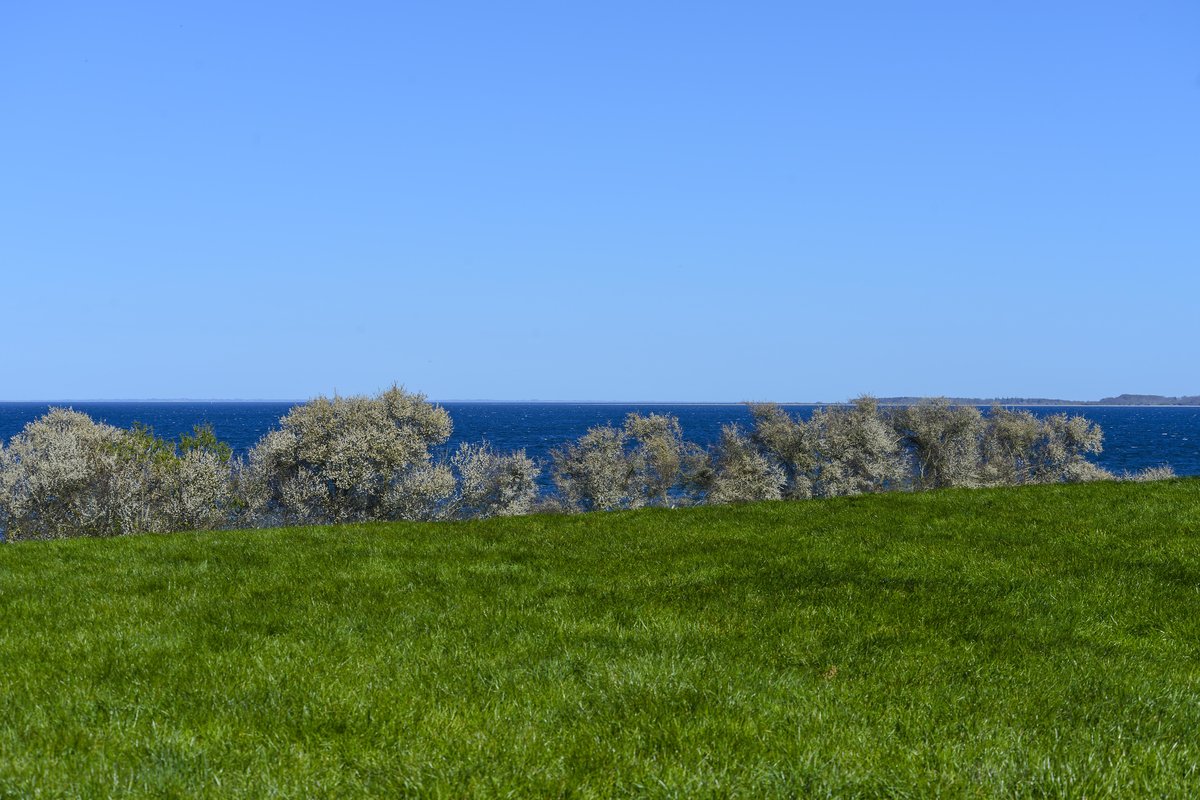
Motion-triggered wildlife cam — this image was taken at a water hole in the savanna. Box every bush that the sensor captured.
[240,386,454,524]
[623,413,705,507]
[891,399,985,490]
[1,389,1139,537]
[809,397,907,497]
[0,409,234,540]
[550,424,635,512]
[160,426,236,532]
[450,442,540,519]
[969,406,1113,486]
[700,423,786,505]
[0,408,126,539]
[1036,413,1110,483]
[978,406,1044,485]
[1123,465,1176,482]
[748,403,818,499]
[550,413,701,512]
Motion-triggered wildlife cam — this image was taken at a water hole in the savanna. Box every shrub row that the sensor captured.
[0,388,1174,540]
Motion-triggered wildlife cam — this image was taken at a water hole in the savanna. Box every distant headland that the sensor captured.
[873,394,1200,407]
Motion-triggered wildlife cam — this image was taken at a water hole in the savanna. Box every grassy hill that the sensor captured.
[2,480,1199,798]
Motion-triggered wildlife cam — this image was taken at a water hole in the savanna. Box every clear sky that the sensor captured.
[3,2,1198,401]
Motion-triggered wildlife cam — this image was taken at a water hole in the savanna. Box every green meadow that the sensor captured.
[2,480,1199,798]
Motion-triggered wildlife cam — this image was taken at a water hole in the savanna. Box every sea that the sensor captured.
[0,402,1197,477]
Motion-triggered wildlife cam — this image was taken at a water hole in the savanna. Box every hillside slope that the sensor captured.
[2,481,1199,797]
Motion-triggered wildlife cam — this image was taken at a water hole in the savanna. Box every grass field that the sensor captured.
[2,480,1199,798]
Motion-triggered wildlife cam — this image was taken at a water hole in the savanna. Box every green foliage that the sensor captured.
[113,421,176,467]
[1,480,1198,796]
[179,424,233,464]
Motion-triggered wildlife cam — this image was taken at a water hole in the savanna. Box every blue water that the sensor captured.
[0,402,1197,477]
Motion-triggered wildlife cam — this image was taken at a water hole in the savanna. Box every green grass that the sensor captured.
[2,481,1200,798]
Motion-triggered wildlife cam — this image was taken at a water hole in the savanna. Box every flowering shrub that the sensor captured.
[0,409,233,540]
[748,403,818,499]
[699,423,786,505]
[624,413,706,507]
[551,424,637,512]
[747,398,1114,497]
[239,385,453,524]
[0,389,1142,540]
[891,400,985,489]
[747,397,907,498]
[1123,464,1175,482]
[550,413,704,512]
[451,442,540,519]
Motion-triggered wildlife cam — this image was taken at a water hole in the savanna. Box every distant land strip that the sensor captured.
[873,394,1200,407]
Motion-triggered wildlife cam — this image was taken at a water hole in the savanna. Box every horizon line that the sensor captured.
[2,395,1198,406]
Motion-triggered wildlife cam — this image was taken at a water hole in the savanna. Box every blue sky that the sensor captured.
[3,2,1198,401]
